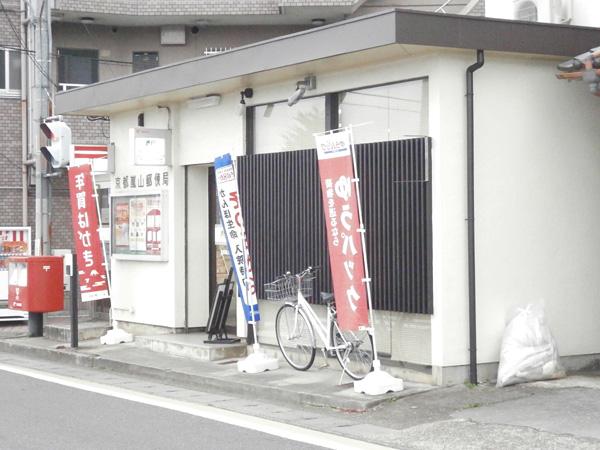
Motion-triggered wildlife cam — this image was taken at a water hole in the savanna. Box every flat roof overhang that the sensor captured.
[56,8,600,116]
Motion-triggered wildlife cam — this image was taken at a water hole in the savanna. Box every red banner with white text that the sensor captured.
[68,164,109,302]
[315,130,368,331]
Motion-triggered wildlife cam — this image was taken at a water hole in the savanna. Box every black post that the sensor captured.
[28,312,43,337]
[70,258,79,348]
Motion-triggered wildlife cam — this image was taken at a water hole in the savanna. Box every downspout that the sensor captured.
[466,49,484,385]
[21,0,28,226]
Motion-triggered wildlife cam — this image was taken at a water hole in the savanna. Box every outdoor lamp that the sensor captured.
[287,75,316,107]
[237,88,253,115]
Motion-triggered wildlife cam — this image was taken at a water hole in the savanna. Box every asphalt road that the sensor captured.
[0,370,322,450]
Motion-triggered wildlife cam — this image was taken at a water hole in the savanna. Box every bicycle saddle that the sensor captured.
[320,292,334,304]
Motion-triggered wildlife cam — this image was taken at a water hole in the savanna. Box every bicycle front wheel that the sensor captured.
[275,303,316,371]
[332,321,374,380]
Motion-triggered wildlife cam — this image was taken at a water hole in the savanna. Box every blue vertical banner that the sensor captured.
[214,153,260,323]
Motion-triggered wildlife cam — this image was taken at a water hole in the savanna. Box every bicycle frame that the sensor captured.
[292,289,346,352]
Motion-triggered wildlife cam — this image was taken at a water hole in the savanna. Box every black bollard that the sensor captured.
[70,259,79,348]
[28,312,43,337]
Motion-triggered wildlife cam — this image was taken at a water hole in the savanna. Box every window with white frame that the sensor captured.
[0,48,21,95]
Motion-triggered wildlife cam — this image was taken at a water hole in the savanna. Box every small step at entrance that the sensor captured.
[44,320,111,342]
[135,333,247,362]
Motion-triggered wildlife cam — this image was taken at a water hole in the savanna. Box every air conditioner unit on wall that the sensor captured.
[513,0,572,24]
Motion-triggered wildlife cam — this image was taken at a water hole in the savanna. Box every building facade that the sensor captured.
[55,9,600,385]
[1,1,485,313]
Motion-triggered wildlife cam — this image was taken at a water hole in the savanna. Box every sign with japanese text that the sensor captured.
[315,129,368,331]
[214,153,260,323]
[113,171,169,190]
[68,164,109,302]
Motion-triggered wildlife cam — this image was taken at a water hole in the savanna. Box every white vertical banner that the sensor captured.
[214,153,259,323]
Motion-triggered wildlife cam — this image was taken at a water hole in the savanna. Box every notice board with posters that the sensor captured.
[110,190,168,261]
[0,227,31,301]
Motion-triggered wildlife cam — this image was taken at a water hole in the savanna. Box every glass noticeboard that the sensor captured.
[0,227,31,301]
[110,191,168,261]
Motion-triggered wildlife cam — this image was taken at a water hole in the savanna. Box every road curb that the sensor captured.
[0,339,398,411]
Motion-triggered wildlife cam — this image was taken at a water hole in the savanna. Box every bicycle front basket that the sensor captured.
[264,275,296,301]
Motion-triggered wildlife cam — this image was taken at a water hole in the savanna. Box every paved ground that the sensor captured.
[1,322,600,449]
[0,370,322,450]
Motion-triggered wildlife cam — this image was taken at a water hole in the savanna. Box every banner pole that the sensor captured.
[346,127,380,366]
[346,127,404,395]
[91,167,132,345]
[90,169,112,295]
[214,154,277,373]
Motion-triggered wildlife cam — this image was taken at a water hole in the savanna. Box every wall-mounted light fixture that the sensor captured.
[287,75,316,107]
[186,94,221,109]
[237,88,254,115]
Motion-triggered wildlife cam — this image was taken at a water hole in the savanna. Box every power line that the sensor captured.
[1,43,133,65]
[0,0,58,88]
[81,22,116,78]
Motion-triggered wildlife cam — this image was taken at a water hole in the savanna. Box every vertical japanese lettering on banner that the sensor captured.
[67,164,109,302]
[315,129,368,331]
[214,153,260,323]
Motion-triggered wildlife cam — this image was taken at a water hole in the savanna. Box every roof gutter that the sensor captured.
[466,49,484,385]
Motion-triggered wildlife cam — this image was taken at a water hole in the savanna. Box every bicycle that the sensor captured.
[265,267,374,380]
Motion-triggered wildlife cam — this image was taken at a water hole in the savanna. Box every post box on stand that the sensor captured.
[8,256,64,336]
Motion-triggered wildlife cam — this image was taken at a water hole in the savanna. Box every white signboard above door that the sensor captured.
[132,127,172,166]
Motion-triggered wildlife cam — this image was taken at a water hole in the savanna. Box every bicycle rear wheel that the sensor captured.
[331,321,374,380]
[275,303,316,371]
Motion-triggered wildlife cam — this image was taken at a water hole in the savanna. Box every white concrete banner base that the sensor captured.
[100,327,134,345]
[354,368,404,395]
[237,350,279,373]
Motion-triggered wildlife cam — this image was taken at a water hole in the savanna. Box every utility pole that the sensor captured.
[26,0,53,255]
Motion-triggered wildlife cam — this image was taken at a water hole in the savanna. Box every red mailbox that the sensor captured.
[7,256,64,312]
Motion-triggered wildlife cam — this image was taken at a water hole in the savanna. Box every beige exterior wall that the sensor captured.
[103,46,600,384]
[52,23,308,85]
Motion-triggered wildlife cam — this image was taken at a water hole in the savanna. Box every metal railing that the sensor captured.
[203,47,232,56]
[435,0,481,14]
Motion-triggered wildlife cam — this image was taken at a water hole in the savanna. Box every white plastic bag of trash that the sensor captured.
[496,304,565,387]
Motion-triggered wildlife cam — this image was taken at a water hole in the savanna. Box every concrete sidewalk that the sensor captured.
[0,326,432,412]
[2,323,600,449]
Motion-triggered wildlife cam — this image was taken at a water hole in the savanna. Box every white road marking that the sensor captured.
[0,362,392,450]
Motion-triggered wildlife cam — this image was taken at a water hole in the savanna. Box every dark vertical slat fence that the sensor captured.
[238,137,432,314]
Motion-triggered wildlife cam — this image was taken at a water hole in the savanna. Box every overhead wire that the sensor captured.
[0,0,57,89]
[81,21,116,78]
[0,44,133,66]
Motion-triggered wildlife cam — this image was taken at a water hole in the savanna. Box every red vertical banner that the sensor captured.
[315,130,369,331]
[67,164,110,302]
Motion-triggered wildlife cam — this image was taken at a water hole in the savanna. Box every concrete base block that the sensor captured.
[432,354,600,386]
[237,348,279,373]
[354,362,404,395]
[136,333,247,362]
[44,320,110,343]
[101,327,134,345]
[114,320,208,337]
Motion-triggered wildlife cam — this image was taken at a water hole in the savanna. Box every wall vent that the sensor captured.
[161,26,186,46]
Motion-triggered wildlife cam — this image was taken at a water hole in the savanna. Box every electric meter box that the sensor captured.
[7,256,64,312]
